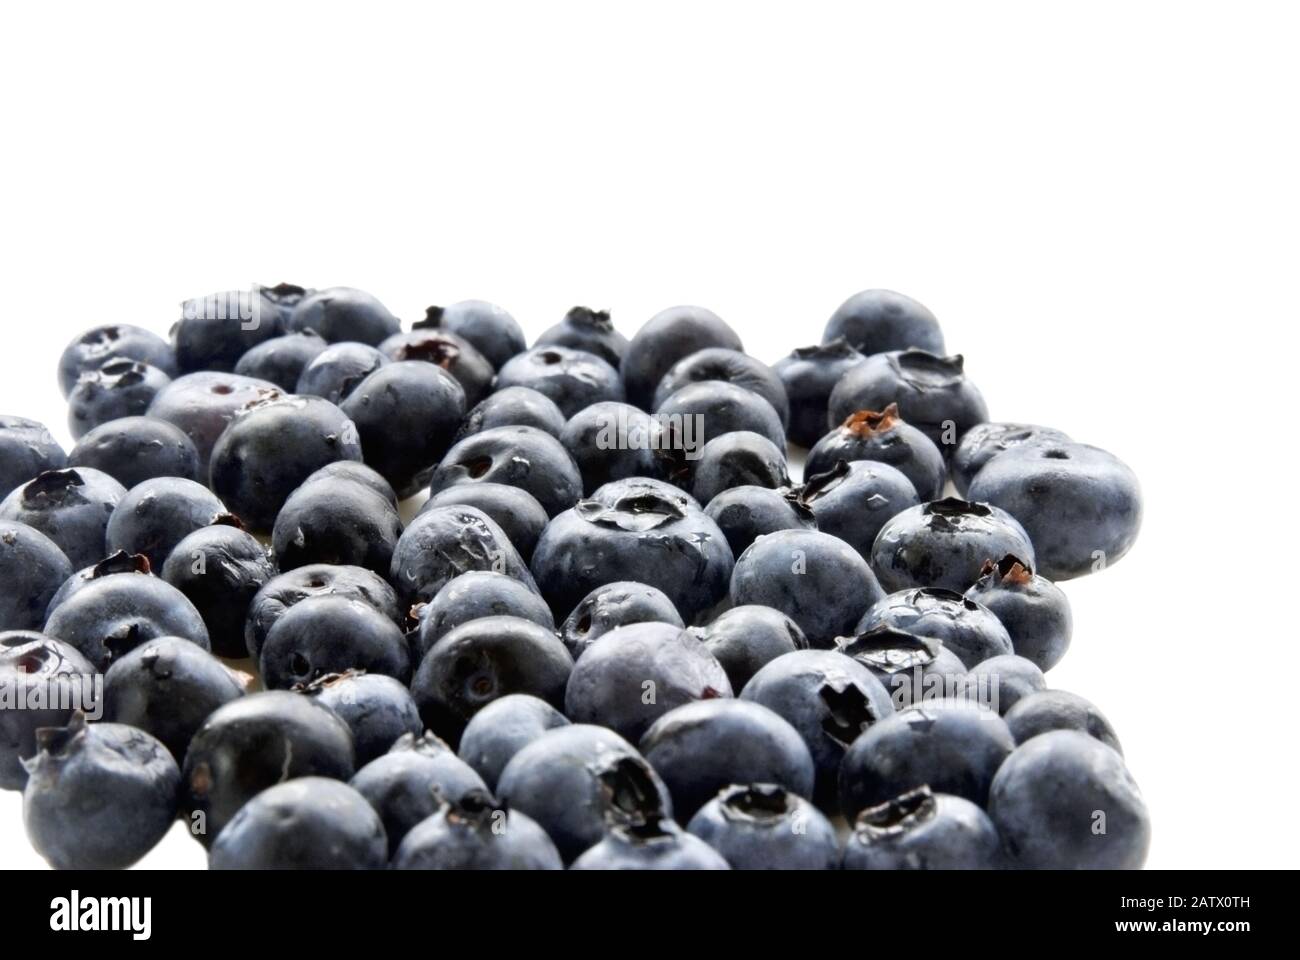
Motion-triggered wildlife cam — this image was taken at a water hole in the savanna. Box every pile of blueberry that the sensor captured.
[0,285,1149,870]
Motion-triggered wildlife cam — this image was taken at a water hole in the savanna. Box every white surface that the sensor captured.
[1,1,1297,870]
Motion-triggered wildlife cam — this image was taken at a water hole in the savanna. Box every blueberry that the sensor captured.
[0,468,127,569]
[871,497,1036,594]
[772,338,866,448]
[422,300,527,370]
[0,634,96,789]
[496,345,625,419]
[828,349,988,453]
[988,731,1150,869]
[835,626,969,708]
[257,282,315,324]
[571,817,731,870]
[0,416,67,501]
[842,786,1001,871]
[390,505,535,607]
[298,670,423,766]
[455,386,566,441]
[588,475,702,509]
[233,330,329,391]
[430,425,583,519]
[422,483,548,563]
[690,431,790,505]
[295,341,389,405]
[639,699,816,820]
[272,474,403,575]
[181,691,356,846]
[531,487,734,624]
[964,555,1072,670]
[621,305,744,410]
[968,440,1143,580]
[146,371,282,476]
[456,694,570,792]
[415,571,554,660]
[686,784,840,870]
[67,359,172,441]
[560,402,666,494]
[340,361,467,497]
[655,380,785,449]
[838,700,1015,817]
[0,521,73,632]
[739,648,894,808]
[105,477,227,570]
[209,393,364,532]
[857,587,1013,668]
[950,421,1071,497]
[172,289,287,372]
[692,605,808,693]
[68,416,201,488]
[260,595,411,690]
[412,615,573,744]
[1004,689,1122,753]
[560,581,684,659]
[730,529,884,647]
[496,724,673,863]
[967,654,1047,715]
[653,348,790,429]
[806,404,946,500]
[45,550,152,618]
[287,287,401,346]
[245,564,402,662]
[208,777,387,870]
[703,485,816,557]
[301,460,399,508]
[823,289,945,356]
[392,790,563,870]
[102,636,246,762]
[378,327,495,406]
[58,324,177,398]
[23,714,179,869]
[535,306,628,368]
[797,460,920,563]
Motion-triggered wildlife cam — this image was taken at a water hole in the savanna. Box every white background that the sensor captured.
[2,1,1297,869]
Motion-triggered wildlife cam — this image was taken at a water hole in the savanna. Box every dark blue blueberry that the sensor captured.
[772,338,866,448]
[560,401,666,494]
[301,460,398,507]
[456,694,570,792]
[968,654,1046,715]
[68,359,172,440]
[0,468,126,569]
[172,289,287,372]
[146,371,281,476]
[950,421,1071,497]
[823,289,945,356]
[703,485,816,558]
[245,564,402,661]
[45,550,152,618]
[430,425,583,519]
[730,529,884,647]
[390,505,535,607]
[0,633,96,790]
[690,431,789,505]
[560,581,684,659]
[968,440,1143,580]
[295,341,389,404]
[105,477,227,569]
[299,670,423,766]
[102,635,246,762]
[588,475,701,511]
[535,306,628,368]
[68,416,201,488]
[806,404,946,500]
[571,817,731,870]
[655,380,785,449]
[58,324,177,398]
[871,497,1036,594]
[691,605,808,693]
[455,386,566,441]
[237,327,326,390]
[392,790,562,870]
[0,521,72,632]
[378,327,494,406]
[287,287,401,346]
[422,482,548,562]
[209,777,387,870]
[422,300,526,370]
[496,345,624,419]
[260,595,411,690]
[621,305,744,410]
[988,731,1149,869]
[23,714,179,869]
[965,555,1072,671]
[256,283,315,324]
[0,416,67,501]
[797,460,920,564]
[857,587,1013,668]
[272,474,403,575]
[842,786,1001,870]
[653,348,790,429]
[415,571,554,661]
[686,784,839,870]
[835,626,969,709]
[1004,689,1122,753]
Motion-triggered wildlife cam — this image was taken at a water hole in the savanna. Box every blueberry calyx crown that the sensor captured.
[444,788,502,830]
[790,337,859,361]
[91,358,150,388]
[417,306,445,329]
[893,348,966,387]
[564,306,613,330]
[923,497,991,532]
[854,786,938,839]
[22,469,87,507]
[841,403,902,438]
[912,586,983,614]
[31,711,90,764]
[390,731,456,759]
[293,668,366,696]
[89,550,153,578]
[594,755,667,828]
[836,626,940,674]
[575,492,688,532]
[979,554,1034,586]
[392,333,461,369]
[818,677,882,747]
[718,783,795,823]
[262,282,307,300]
[797,460,851,504]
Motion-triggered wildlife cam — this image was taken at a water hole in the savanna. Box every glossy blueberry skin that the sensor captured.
[181,691,356,847]
[146,371,281,476]
[0,468,126,570]
[572,819,731,870]
[857,587,1013,669]
[58,323,177,398]
[415,571,554,661]
[687,784,840,870]
[233,330,329,391]
[950,422,1071,497]
[105,477,227,570]
[23,715,179,870]
[431,425,583,519]
[565,622,733,742]
[68,416,201,488]
[302,460,398,507]
[102,636,246,762]
[172,289,287,372]
[1005,690,1122,754]
[968,654,1047,715]
[965,555,1072,671]
[44,572,210,670]
[423,300,527,370]
[295,341,389,405]
[773,338,866,449]
[691,431,790,505]
[740,649,894,809]
[622,305,744,410]
[496,724,673,864]
[272,476,403,575]
[838,700,1015,817]
[730,529,884,648]
[560,581,683,658]
[829,349,988,453]
[692,605,808,693]
[561,402,666,494]
[835,626,969,709]
[989,731,1150,870]
[245,564,402,662]
[67,359,172,440]
[287,287,401,346]
[422,483,548,563]
[704,485,816,558]
[823,289,945,357]
[842,786,1002,871]
[455,386,566,441]
[378,327,495,406]
[798,460,920,564]
[655,380,785,450]
[456,694,570,793]
[393,792,563,870]
[871,497,1036,594]
[535,306,628,368]
[260,595,411,690]
[496,345,624,419]
[412,615,573,744]
[391,505,535,607]
[968,440,1143,580]
[0,521,72,632]
[340,361,467,498]
[299,671,423,766]
[45,550,152,618]
[0,634,96,790]
[531,488,735,624]
[0,416,67,501]
[209,777,387,870]
[653,348,790,429]
[806,404,946,500]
